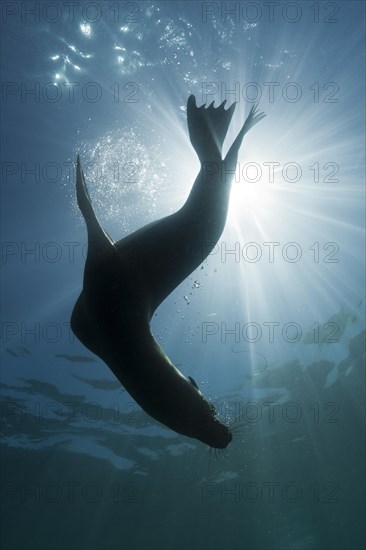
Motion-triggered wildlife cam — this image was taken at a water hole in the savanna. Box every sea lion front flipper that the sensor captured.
[187,94,236,162]
[224,103,266,168]
[76,155,115,253]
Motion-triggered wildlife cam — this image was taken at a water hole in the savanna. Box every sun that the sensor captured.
[228,168,274,223]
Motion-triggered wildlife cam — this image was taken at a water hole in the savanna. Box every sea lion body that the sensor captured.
[71,97,265,448]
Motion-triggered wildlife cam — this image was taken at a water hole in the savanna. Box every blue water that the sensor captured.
[1,1,365,549]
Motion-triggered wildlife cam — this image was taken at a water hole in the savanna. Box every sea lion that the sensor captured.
[71,96,265,448]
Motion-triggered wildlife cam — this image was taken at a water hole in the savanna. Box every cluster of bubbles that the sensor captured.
[72,125,170,234]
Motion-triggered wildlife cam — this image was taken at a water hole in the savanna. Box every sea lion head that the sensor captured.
[181,381,232,449]
[160,376,232,449]
[196,399,233,449]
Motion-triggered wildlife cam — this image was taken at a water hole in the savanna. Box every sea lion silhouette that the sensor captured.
[71,96,265,448]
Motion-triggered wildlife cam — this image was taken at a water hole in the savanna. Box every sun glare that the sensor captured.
[228,169,274,223]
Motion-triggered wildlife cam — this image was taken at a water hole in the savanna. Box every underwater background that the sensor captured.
[1,1,365,549]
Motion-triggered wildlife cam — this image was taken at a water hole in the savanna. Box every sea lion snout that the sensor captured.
[193,403,233,449]
[205,420,232,449]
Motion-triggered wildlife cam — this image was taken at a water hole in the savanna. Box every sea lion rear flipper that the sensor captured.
[187,94,236,162]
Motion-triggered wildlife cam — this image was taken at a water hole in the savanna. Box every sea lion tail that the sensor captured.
[76,155,115,251]
[187,94,236,163]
